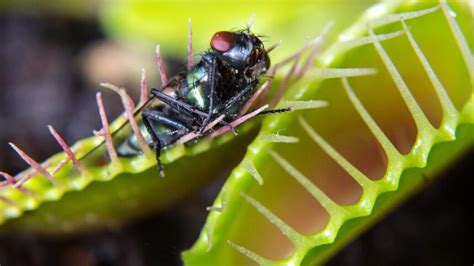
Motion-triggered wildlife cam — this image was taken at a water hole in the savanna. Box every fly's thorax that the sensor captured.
[180,62,211,111]
[219,60,261,97]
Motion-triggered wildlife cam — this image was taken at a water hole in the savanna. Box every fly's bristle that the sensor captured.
[246,13,256,31]
[265,40,282,54]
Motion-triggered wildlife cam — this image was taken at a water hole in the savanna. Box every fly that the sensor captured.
[94,26,289,176]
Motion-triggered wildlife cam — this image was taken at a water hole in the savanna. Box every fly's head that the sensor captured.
[210,30,270,80]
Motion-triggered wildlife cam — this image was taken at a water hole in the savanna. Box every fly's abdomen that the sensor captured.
[116,123,151,156]
[117,114,189,157]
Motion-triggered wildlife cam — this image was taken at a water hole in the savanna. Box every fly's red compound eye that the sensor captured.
[210,31,234,52]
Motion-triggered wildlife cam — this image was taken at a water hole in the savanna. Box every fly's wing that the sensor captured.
[78,96,158,162]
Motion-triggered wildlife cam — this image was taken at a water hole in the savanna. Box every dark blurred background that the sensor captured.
[0,10,472,266]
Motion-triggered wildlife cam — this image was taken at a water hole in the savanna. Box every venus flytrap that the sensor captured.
[183,1,473,265]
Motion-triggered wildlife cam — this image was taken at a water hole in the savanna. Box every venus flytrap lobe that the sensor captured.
[183,2,473,265]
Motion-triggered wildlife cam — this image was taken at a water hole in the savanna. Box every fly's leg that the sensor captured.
[208,81,258,134]
[142,121,163,176]
[150,89,208,118]
[222,80,259,111]
[142,109,191,177]
[142,112,164,177]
